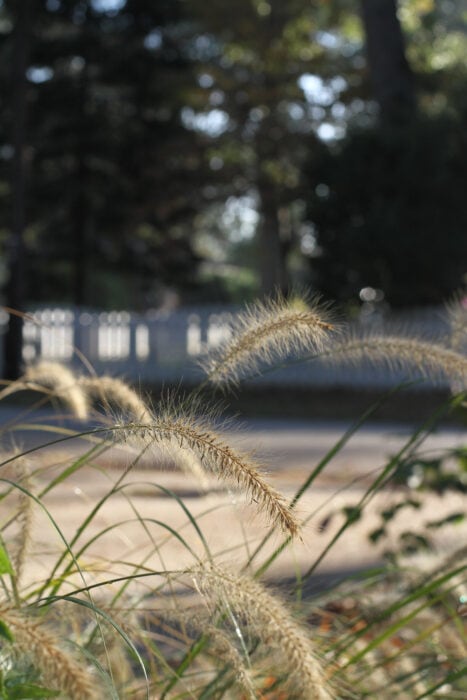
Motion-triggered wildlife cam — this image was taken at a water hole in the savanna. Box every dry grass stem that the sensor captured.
[126,410,299,536]
[201,295,335,386]
[325,334,467,389]
[195,565,334,700]
[0,606,99,699]
[0,296,462,698]
[13,459,35,588]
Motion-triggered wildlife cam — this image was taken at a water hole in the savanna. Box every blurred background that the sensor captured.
[1,0,466,396]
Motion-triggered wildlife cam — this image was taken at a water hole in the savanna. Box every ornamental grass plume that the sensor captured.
[194,564,334,700]
[79,374,154,423]
[323,333,467,390]
[0,606,99,699]
[12,459,34,589]
[201,294,336,387]
[158,607,257,699]
[0,361,89,420]
[125,405,300,536]
[157,443,212,489]
[205,624,256,699]
[446,292,467,353]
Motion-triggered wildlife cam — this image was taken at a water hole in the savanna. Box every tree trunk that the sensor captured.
[73,66,90,307]
[73,153,89,307]
[360,0,416,123]
[257,178,288,297]
[255,106,289,297]
[4,0,33,379]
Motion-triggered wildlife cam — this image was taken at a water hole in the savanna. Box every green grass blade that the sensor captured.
[334,565,466,662]
[38,442,110,497]
[41,595,150,699]
[249,383,413,576]
[160,634,208,699]
[41,480,212,600]
[414,665,467,699]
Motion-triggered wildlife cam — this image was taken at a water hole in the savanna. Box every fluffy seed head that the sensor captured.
[206,624,256,699]
[194,564,334,700]
[125,407,300,536]
[325,333,467,391]
[13,458,35,588]
[201,294,336,386]
[158,443,212,489]
[0,606,99,699]
[79,375,153,423]
[13,361,89,420]
[446,293,467,353]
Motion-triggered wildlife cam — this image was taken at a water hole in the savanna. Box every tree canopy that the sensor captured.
[303,0,467,307]
[1,0,466,322]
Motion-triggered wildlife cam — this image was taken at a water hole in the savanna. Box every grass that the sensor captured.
[0,292,464,698]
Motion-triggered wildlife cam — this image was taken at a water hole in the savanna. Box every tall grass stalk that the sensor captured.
[0,294,464,698]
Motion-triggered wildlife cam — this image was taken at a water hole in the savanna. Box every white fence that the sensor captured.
[17,306,236,385]
[0,305,452,389]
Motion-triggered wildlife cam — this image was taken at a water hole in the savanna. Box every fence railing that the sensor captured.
[0,305,451,389]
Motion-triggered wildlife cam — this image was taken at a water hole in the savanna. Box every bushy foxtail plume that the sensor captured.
[194,565,334,700]
[0,606,99,699]
[158,443,212,490]
[324,334,467,390]
[446,292,467,353]
[13,458,35,589]
[0,361,89,420]
[206,625,256,699]
[126,408,300,536]
[147,606,256,697]
[201,294,335,387]
[79,375,153,423]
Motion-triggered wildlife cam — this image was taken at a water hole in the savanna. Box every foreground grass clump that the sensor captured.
[0,293,464,698]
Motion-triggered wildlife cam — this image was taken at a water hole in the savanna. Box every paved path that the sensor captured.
[1,405,465,591]
[224,418,466,484]
[1,404,465,481]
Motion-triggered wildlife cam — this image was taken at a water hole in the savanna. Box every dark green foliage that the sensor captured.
[0,619,14,643]
[368,444,466,560]
[393,447,467,494]
[0,542,13,576]
[305,114,467,307]
[369,499,421,544]
[0,0,209,308]
[2,0,467,312]
[0,668,60,699]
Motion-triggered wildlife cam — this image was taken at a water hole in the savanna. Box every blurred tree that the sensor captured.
[185,0,339,296]
[305,115,467,307]
[0,0,213,312]
[1,0,467,342]
[304,0,467,307]
[1,0,34,379]
[360,0,416,122]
